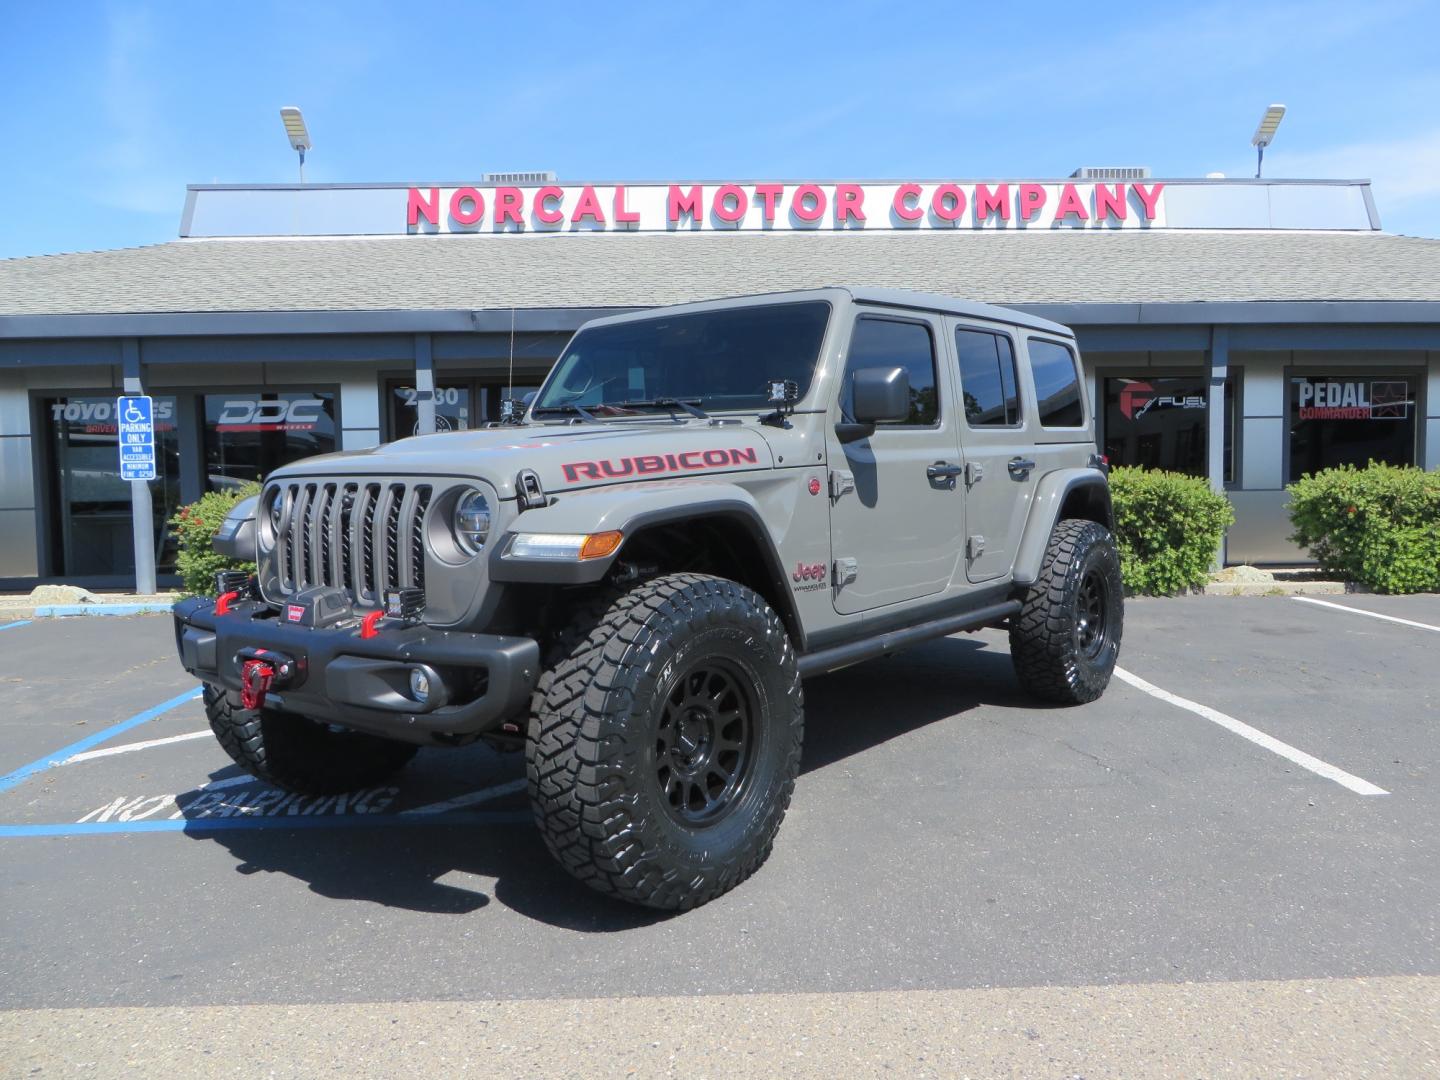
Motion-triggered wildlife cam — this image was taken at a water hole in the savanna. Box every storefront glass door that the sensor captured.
[43,395,181,577]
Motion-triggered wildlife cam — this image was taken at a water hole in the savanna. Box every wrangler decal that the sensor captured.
[562,447,758,483]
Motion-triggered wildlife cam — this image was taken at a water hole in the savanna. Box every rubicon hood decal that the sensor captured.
[265,422,774,497]
[563,447,759,483]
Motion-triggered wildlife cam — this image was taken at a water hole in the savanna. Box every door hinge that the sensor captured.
[967,535,986,560]
[829,470,855,500]
[833,557,858,587]
[965,461,984,486]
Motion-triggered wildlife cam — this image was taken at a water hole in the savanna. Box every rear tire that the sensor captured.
[527,573,803,910]
[1009,518,1123,705]
[203,684,419,795]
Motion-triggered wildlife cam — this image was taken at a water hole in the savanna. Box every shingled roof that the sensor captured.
[1,229,1437,317]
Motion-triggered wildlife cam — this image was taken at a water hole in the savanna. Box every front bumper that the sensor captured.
[172,597,540,742]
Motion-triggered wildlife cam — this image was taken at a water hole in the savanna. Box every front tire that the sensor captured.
[1009,518,1123,704]
[527,573,804,910]
[203,684,419,795]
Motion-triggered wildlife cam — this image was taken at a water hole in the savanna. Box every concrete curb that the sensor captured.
[1203,580,1354,597]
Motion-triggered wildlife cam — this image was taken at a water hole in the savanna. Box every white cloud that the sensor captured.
[1269,128,1440,236]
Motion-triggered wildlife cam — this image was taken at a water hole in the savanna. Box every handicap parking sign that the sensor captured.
[116,395,156,481]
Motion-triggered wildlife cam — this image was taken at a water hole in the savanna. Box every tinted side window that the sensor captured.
[842,317,939,425]
[955,329,1021,426]
[1029,339,1084,427]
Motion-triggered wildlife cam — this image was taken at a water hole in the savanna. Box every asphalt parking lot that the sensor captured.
[2,594,1438,1074]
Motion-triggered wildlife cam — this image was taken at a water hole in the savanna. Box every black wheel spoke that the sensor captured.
[652,657,756,828]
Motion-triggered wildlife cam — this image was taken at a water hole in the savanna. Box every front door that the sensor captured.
[950,323,1038,582]
[827,312,966,615]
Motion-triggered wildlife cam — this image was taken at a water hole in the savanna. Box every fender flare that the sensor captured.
[1011,470,1114,586]
[487,481,799,638]
[212,494,259,561]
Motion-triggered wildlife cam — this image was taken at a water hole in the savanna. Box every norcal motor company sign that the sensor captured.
[405,181,1166,234]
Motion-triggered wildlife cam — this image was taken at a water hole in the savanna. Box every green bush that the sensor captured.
[1287,463,1440,594]
[1108,466,1235,595]
[170,483,261,597]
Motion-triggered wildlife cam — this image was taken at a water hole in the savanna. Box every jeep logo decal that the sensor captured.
[562,447,759,483]
[791,562,827,592]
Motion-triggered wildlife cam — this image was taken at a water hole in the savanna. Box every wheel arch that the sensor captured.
[1012,470,1114,587]
[489,482,805,649]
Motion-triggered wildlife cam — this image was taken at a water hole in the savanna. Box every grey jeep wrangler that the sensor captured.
[173,287,1123,909]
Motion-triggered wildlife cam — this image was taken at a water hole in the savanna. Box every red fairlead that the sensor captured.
[240,658,275,710]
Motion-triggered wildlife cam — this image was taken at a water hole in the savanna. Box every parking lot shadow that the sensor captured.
[800,635,1031,774]
[187,634,1026,930]
[193,809,673,932]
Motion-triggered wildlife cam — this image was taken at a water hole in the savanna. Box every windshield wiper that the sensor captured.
[531,402,599,423]
[616,397,710,420]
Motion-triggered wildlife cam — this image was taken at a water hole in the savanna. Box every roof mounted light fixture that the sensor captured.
[280,106,312,182]
[1250,104,1286,178]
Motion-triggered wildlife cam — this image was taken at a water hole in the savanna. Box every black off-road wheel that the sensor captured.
[527,573,804,910]
[1009,518,1124,705]
[203,684,419,795]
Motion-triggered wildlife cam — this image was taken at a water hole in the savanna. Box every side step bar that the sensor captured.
[796,599,1021,679]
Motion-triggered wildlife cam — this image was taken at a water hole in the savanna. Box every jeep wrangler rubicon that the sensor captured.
[173,287,1122,910]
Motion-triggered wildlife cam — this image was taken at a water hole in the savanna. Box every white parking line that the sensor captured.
[1113,666,1389,796]
[1291,596,1440,633]
[63,730,213,765]
[399,778,528,815]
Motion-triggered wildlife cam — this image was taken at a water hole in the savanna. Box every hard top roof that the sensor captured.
[576,286,1074,337]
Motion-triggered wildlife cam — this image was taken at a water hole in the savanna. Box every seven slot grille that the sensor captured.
[269,481,432,607]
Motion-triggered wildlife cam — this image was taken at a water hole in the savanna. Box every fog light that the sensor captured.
[408,668,431,703]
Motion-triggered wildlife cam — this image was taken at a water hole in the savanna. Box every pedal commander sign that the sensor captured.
[406,181,1166,233]
[1294,379,1411,421]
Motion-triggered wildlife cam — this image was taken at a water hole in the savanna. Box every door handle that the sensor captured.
[927,462,964,480]
[1007,457,1037,478]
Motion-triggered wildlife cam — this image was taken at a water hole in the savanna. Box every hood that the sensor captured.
[269,420,776,499]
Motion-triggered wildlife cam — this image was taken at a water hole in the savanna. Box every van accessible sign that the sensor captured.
[405,181,1166,233]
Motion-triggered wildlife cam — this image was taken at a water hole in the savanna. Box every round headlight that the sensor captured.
[264,489,285,539]
[454,489,491,554]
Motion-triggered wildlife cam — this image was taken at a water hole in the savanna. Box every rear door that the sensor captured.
[950,321,1038,582]
[826,310,966,614]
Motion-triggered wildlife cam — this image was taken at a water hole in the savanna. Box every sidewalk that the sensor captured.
[0,585,180,620]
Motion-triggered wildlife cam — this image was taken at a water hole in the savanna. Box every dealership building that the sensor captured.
[1,172,1437,588]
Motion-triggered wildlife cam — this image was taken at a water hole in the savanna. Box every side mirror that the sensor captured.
[837,366,911,443]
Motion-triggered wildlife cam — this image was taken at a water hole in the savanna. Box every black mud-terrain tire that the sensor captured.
[203,684,419,795]
[1009,518,1124,705]
[527,573,804,910]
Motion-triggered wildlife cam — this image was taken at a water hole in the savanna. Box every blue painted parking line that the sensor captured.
[0,619,32,631]
[0,809,531,838]
[0,687,204,796]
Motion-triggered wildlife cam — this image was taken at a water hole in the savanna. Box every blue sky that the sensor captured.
[1,0,1436,259]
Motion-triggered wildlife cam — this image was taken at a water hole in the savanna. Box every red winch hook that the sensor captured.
[240,658,276,710]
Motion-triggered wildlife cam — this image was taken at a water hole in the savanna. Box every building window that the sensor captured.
[841,317,939,426]
[387,382,473,437]
[1288,375,1416,482]
[1103,376,1235,482]
[42,395,181,576]
[955,328,1021,427]
[1028,339,1084,427]
[203,392,336,491]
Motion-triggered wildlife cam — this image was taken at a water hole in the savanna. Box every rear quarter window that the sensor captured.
[1028,339,1084,428]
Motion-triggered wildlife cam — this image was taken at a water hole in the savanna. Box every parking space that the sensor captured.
[1,597,1437,1014]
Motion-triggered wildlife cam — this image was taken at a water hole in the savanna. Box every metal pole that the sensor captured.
[121,340,157,595]
[1255,144,1264,179]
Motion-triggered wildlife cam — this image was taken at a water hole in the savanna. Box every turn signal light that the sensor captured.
[579,531,624,560]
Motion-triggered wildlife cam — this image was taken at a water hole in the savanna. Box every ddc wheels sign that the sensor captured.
[214,398,328,432]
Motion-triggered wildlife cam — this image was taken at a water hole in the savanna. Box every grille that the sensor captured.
[269,480,432,607]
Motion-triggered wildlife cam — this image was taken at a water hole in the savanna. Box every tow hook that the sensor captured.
[236,647,297,711]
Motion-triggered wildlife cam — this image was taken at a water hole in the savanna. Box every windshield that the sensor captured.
[532,301,831,415]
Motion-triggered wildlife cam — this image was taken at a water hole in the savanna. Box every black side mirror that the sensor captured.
[837,366,910,442]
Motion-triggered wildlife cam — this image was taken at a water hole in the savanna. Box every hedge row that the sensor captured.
[170,483,259,597]
[1287,463,1440,594]
[1108,466,1234,595]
